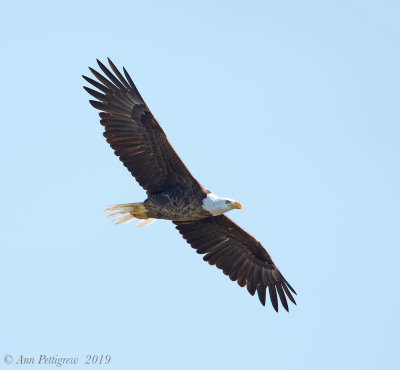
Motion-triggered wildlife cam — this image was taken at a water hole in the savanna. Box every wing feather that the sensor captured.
[84,59,204,194]
[256,284,267,306]
[268,285,279,312]
[174,215,296,312]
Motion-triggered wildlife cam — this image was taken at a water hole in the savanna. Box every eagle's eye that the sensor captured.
[225,200,231,204]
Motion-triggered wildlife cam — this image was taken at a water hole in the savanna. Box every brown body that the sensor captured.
[145,188,211,221]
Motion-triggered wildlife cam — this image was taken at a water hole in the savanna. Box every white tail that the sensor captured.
[104,203,156,227]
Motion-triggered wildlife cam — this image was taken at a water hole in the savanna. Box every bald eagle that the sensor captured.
[83,59,296,312]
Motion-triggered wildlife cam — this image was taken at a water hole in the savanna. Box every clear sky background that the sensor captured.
[1,1,399,369]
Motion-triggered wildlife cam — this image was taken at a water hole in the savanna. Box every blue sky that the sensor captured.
[1,1,399,369]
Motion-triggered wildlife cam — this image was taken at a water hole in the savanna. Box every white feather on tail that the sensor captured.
[104,203,156,227]
[136,218,156,227]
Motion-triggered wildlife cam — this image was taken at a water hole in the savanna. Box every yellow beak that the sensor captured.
[233,201,243,210]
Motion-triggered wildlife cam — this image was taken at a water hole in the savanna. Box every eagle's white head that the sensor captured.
[202,192,243,216]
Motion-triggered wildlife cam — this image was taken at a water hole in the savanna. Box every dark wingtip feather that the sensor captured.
[89,67,118,91]
[96,58,104,69]
[123,66,137,91]
[96,59,124,89]
[89,66,97,75]
[269,285,279,312]
[282,282,297,305]
[256,285,266,306]
[96,59,108,74]
[83,74,113,94]
[276,285,289,312]
[82,74,92,84]
[246,279,256,296]
[89,100,106,110]
[284,278,297,295]
[83,86,107,101]
[107,57,117,70]
[96,59,107,72]
[107,57,131,90]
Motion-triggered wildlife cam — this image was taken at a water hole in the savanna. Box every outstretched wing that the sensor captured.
[83,58,202,194]
[174,215,296,312]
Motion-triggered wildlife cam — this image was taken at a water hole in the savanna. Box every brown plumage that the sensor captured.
[83,58,297,312]
[174,216,296,311]
[83,59,202,195]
